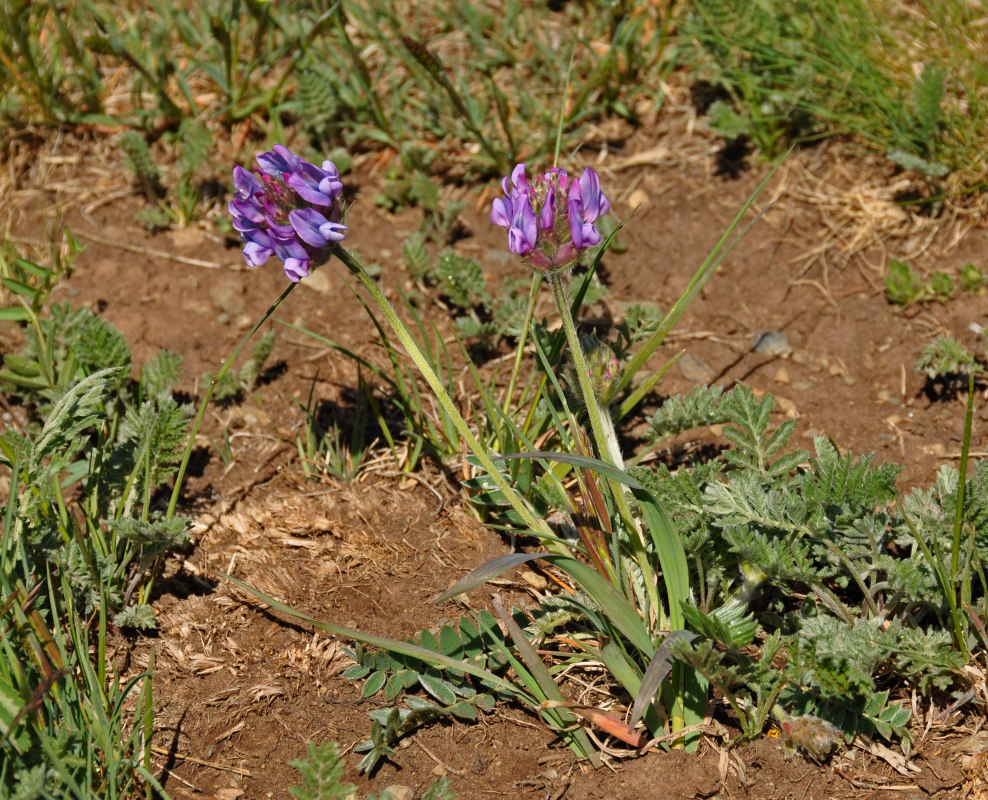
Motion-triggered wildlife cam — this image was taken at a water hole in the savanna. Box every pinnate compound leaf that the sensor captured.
[448,701,477,721]
[439,625,462,657]
[418,674,457,706]
[289,741,355,800]
[362,670,387,698]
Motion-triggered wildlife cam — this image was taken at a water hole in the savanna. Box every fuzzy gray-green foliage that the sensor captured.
[289,741,355,800]
[648,384,730,442]
[289,740,456,800]
[0,303,131,414]
[917,334,981,377]
[646,383,984,742]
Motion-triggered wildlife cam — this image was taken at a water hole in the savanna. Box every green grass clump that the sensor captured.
[1,262,194,794]
[683,0,988,197]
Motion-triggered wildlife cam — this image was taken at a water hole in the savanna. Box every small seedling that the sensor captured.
[930,269,954,301]
[885,259,927,305]
[960,263,986,293]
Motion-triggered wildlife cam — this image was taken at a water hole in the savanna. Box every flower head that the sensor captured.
[490,164,610,273]
[229,145,347,281]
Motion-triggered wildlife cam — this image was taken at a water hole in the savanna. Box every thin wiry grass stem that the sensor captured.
[332,244,553,543]
[167,281,297,519]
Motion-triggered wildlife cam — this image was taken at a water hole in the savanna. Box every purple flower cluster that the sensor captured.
[229,145,346,282]
[490,163,611,272]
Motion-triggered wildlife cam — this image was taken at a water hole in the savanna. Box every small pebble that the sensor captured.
[679,353,716,384]
[520,570,547,590]
[773,367,791,385]
[210,279,245,317]
[752,330,791,357]
[626,188,650,209]
[775,396,798,418]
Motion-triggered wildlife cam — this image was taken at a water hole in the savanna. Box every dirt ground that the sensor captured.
[2,105,988,799]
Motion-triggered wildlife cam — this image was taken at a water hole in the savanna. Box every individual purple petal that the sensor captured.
[319,161,343,197]
[509,163,528,195]
[232,165,264,200]
[539,185,555,230]
[567,185,598,249]
[576,167,610,221]
[229,198,265,226]
[243,239,274,266]
[508,195,537,255]
[491,195,513,228]
[287,161,339,206]
[256,144,301,177]
[572,218,601,249]
[282,257,311,282]
[289,207,347,247]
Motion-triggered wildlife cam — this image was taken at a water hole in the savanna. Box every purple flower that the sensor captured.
[229,145,347,282]
[577,168,610,220]
[289,207,347,248]
[256,144,301,179]
[232,165,264,200]
[507,198,537,255]
[490,163,611,273]
[286,160,343,207]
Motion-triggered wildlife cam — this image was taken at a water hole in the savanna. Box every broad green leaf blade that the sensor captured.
[491,597,600,767]
[0,306,31,321]
[632,487,689,631]
[495,451,644,490]
[629,631,696,729]
[435,552,653,656]
[547,557,654,656]
[433,553,544,603]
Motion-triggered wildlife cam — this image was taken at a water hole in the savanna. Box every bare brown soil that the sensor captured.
[2,114,987,799]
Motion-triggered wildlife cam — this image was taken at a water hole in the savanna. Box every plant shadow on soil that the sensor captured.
[3,127,987,798]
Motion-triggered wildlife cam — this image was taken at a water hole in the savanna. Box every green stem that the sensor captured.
[952,371,975,582]
[503,272,541,419]
[547,273,664,620]
[166,281,296,519]
[949,370,977,656]
[547,273,622,469]
[332,244,552,541]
